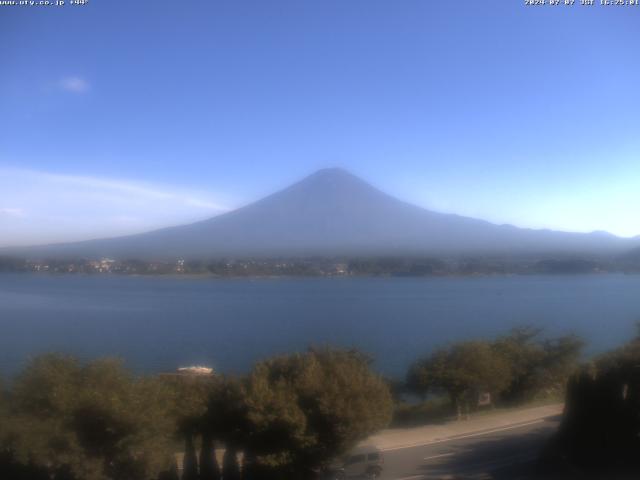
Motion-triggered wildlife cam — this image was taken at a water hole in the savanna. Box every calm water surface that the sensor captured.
[1,273,639,377]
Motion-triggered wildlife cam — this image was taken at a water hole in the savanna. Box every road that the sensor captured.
[378,416,560,480]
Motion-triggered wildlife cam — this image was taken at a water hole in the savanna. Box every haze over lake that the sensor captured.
[1,273,639,378]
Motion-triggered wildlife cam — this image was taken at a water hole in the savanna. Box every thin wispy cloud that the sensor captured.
[59,76,90,94]
[0,168,231,247]
[0,207,24,217]
[33,170,229,210]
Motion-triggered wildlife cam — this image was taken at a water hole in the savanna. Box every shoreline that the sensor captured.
[0,270,638,280]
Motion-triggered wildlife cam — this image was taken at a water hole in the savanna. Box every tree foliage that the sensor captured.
[407,328,584,414]
[1,349,394,479]
[232,348,393,476]
[546,328,640,475]
[156,370,218,480]
[407,340,511,416]
[0,354,178,480]
[494,327,583,403]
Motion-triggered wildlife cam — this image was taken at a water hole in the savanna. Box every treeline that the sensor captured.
[0,348,392,480]
[0,328,589,480]
[0,256,26,272]
[403,327,583,419]
[3,255,640,276]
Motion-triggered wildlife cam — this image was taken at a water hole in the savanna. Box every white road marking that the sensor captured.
[381,418,546,452]
[423,452,454,461]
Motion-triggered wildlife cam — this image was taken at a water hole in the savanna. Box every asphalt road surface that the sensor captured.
[379,416,561,480]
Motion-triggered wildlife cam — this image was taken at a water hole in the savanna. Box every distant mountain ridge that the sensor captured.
[5,168,638,259]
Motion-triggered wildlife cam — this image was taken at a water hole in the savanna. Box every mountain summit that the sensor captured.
[8,169,635,259]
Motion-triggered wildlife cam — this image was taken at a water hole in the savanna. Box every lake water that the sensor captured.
[1,273,639,378]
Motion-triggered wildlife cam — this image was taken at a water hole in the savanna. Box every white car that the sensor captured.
[334,446,384,479]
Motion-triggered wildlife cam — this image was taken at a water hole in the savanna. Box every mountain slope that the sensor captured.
[6,168,637,259]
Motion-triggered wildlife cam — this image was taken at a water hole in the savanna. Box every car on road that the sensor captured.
[326,445,384,479]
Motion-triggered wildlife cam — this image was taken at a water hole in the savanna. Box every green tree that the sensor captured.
[0,354,177,480]
[493,327,582,403]
[238,348,393,476]
[158,371,218,480]
[492,326,546,403]
[408,329,584,413]
[204,377,247,446]
[407,341,511,418]
[538,334,584,394]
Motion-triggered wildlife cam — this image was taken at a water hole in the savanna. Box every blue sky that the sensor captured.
[1,0,639,246]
